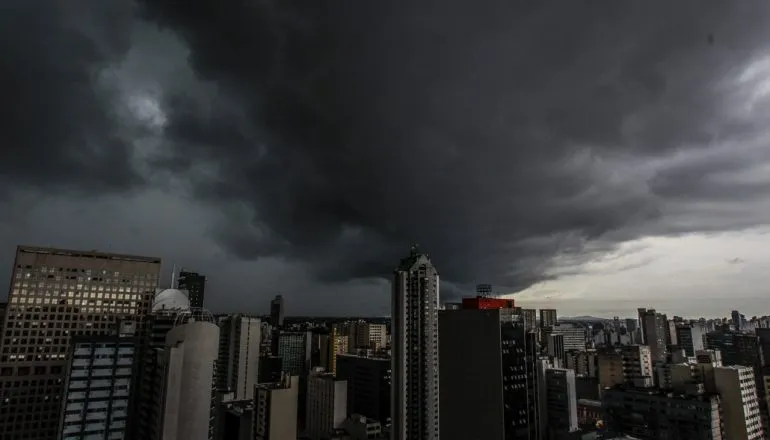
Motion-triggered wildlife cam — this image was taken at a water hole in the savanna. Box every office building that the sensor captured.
[391,246,440,440]
[160,309,220,440]
[565,349,598,378]
[132,294,187,440]
[547,333,566,363]
[277,331,312,376]
[439,303,539,440]
[543,324,586,351]
[602,385,723,439]
[254,374,299,440]
[521,309,537,330]
[217,314,261,400]
[675,324,704,357]
[347,321,387,351]
[58,324,137,439]
[176,270,206,308]
[638,308,668,362]
[714,365,764,440]
[270,295,284,328]
[540,309,558,328]
[321,326,349,376]
[306,368,347,440]
[0,246,161,440]
[620,345,653,386]
[336,354,391,425]
[544,368,579,439]
[732,310,744,331]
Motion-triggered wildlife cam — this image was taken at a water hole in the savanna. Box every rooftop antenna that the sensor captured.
[171,264,177,288]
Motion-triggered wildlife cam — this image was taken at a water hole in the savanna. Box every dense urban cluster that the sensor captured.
[0,245,768,439]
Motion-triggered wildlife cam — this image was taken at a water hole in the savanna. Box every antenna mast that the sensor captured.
[171,264,177,288]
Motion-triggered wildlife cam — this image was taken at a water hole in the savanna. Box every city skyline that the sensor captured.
[4,2,770,317]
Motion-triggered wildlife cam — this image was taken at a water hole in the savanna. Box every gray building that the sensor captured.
[439,306,539,440]
[176,270,206,308]
[391,246,440,440]
[544,368,578,440]
[602,385,723,439]
[540,309,558,328]
[0,246,161,440]
[336,354,391,425]
[675,324,705,357]
[277,331,312,376]
[270,295,284,328]
[543,324,586,352]
[59,329,137,439]
[638,308,668,362]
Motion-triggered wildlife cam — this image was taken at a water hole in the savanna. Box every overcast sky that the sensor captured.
[2,1,770,318]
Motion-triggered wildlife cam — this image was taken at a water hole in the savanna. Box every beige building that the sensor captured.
[254,374,299,440]
[714,366,764,440]
[161,310,220,440]
[306,368,348,439]
[0,246,161,440]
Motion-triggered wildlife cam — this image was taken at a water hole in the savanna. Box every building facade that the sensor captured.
[306,368,347,440]
[59,332,137,439]
[176,270,206,308]
[0,246,161,440]
[439,304,539,440]
[336,354,391,426]
[217,314,261,400]
[391,246,440,440]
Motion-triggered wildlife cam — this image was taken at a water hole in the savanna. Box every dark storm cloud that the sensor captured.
[132,0,770,294]
[0,1,144,194]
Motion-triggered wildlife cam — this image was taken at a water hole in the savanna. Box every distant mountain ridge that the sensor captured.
[560,315,612,321]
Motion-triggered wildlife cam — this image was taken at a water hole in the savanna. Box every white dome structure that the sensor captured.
[152,288,191,312]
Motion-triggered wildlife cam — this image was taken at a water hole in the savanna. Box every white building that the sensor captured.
[714,365,764,440]
[391,246,440,440]
[306,368,348,439]
[160,309,220,440]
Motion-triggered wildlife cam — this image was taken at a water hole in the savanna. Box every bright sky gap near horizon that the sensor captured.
[2,1,770,318]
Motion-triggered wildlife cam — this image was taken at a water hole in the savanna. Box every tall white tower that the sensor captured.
[391,245,440,440]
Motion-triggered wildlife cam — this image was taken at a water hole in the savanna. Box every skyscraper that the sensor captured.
[0,246,161,440]
[177,270,206,308]
[270,295,284,328]
[217,314,262,400]
[391,246,440,440]
[540,309,558,328]
[638,308,668,362]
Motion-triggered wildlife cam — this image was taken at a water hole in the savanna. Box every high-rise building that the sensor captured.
[544,368,579,439]
[542,323,586,351]
[0,246,161,440]
[305,368,348,440]
[540,309,558,328]
[619,345,653,386]
[321,326,349,376]
[676,324,705,357]
[391,246,440,440]
[159,309,220,440]
[217,314,261,400]
[58,322,138,440]
[715,365,764,440]
[177,270,206,308]
[254,374,299,440]
[521,308,537,330]
[439,303,539,440]
[336,354,391,426]
[732,310,744,331]
[638,308,668,362]
[270,295,284,328]
[347,321,387,352]
[547,333,566,363]
[277,331,312,376]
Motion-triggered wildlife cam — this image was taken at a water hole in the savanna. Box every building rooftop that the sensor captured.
[17,245,161,264]
[603,384,718,402]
